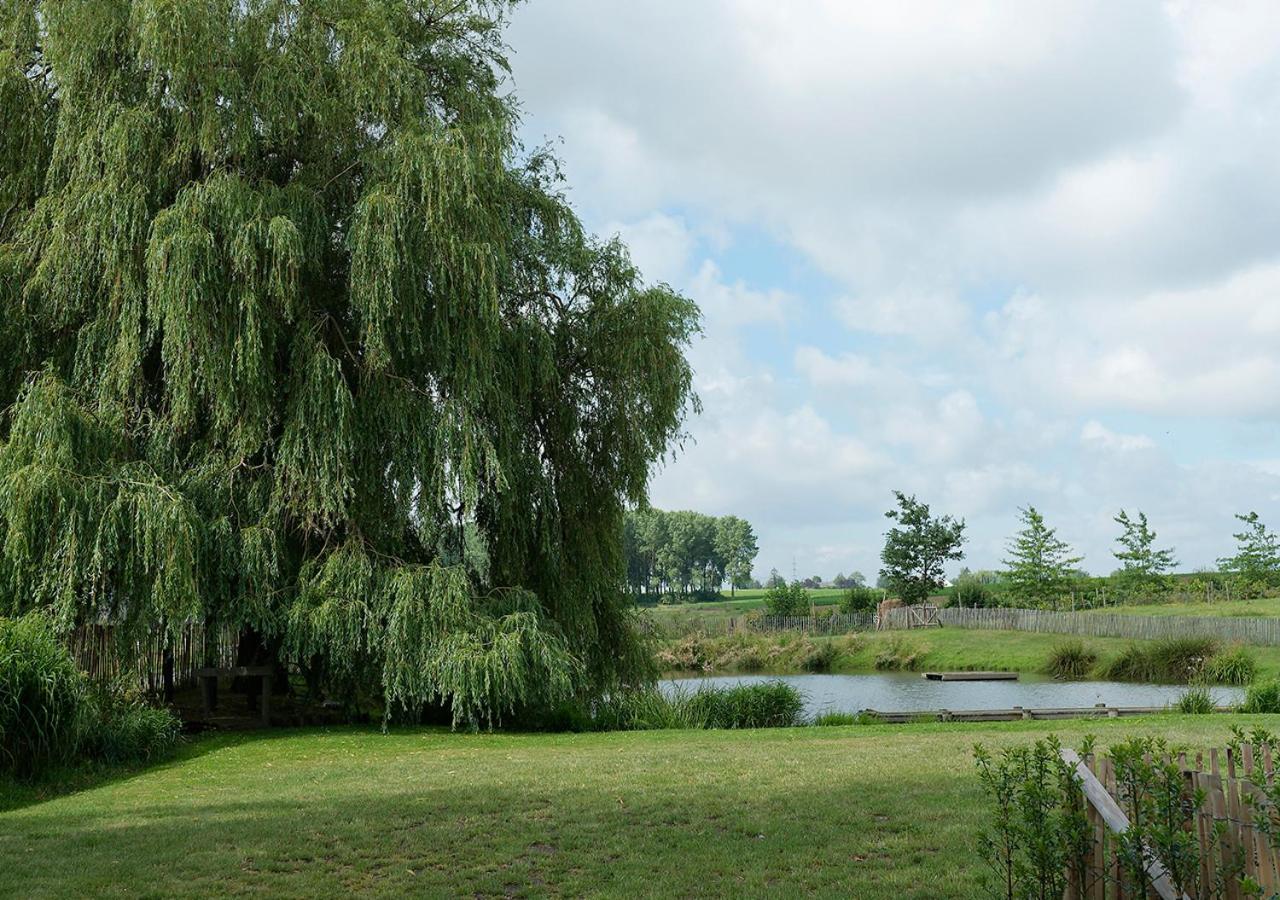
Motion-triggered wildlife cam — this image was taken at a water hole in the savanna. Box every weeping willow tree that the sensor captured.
[0,1,698,725]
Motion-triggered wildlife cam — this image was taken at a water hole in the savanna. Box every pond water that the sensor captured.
[660,672,1246,719]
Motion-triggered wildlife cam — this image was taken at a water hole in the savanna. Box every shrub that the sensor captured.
[764,583,810,616]
[950,574,996,608]
[685,681,805,729]
[1102,638,1218,683]
[1149,637,1217,682]
[1102,643,1157,682]
[593,682,805,731]
[974,736,1092,897]
[873,637,921,671]
[0,613,91,776]
[1241,680,1280,714]
[1204,646,1257,686]
[1175,685,1215,714]
[1045,640,1097,680]
[591,687,706,731]
[0,614,181,777]
[839,586,879,614]
[82,685,181,765]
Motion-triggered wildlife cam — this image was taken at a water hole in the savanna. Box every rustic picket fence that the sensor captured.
[932,606,1280,646]
[750,612,875,634]
[66,622,239,694]
[1066,744,1280,899]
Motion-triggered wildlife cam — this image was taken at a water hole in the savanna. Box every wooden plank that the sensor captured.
[195,665,274,677]
[1061,749,1187,900]
[922,671,1018,681]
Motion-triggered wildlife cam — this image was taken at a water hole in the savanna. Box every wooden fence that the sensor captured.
[750,612,875,634]
[929,606,1280,646]
[1066,744,1280,899]
[67,622,239,694]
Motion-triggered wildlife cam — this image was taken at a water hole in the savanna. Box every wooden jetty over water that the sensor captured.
[859,703,1236,724]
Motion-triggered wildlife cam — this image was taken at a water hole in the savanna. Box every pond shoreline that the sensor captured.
[659,671,1247,720]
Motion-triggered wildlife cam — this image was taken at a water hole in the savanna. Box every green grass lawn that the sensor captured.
[1082,597,1280,618]
[6,717,1280,898]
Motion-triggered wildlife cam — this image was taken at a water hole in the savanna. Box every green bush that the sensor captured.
[82,685,181,765]
[1102,638,1218,683]
[685,681,805,729]
[0,613,181,777]
[764,583,810,616]
[1149,637,1217,682]
[1174,685,1215,714]
[1204,646,1257,686]
[1241,680,1280,714]
[839,586,879,614]
[1045,640,1096,680]
[0,613,91,776]
[591,688,706,731]
[593,682,805,731]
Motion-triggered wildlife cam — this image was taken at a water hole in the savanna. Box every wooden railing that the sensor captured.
[1065,744,1280,899]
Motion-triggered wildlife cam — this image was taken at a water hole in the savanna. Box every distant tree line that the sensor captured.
[798,494,1280,613]
[623,509,759,602]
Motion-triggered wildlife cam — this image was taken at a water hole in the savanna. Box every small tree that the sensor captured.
[1003,507,1083,609]
[1218,512,1280,592]
[839,585,880,614]
[879,491,967,605]
[765,567,786,589]
[764,581,810,616]
[1112,510,1177,597]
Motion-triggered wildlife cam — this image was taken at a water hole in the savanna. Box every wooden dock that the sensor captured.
[922,671,1018,681]
[858,703,1236,724]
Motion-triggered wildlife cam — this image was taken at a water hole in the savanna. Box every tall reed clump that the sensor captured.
[0,613,91,776]
[0,613,180,778]
[1204,646,1257,686]
[1241,680,1280,714]
[81,685,183,765]
[1102,637,1218,683]
[1174,685,1215,714]
[1045,640,1097,680]
[592,681,805,730]
[684,681,806,728]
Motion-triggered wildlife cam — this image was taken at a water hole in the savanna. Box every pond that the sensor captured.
[661,672,1247,720]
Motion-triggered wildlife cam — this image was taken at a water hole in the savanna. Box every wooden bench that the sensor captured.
[196,666,274,726]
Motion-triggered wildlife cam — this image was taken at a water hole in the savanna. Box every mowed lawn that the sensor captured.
[7,717,1280,898]
[1083,597,1280,618]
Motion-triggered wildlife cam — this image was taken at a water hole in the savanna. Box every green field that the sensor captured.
[6,716,1279,898]
[1082,597,1280,618]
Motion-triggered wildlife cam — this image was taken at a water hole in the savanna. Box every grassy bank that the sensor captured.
[1080,597,1280,617]
[658,628,1280,682]
[7,718,1280,898]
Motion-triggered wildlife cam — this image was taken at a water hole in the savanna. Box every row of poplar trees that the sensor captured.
[0,2,699,725]
[622,509,759,601]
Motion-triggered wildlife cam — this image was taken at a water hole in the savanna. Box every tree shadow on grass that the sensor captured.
[0,758,975,900]
[0,723,395,814]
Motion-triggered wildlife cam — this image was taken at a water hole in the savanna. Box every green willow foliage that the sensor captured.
[0,1,699,725]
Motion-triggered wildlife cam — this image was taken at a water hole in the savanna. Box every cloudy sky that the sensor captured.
[505,0,1280,582]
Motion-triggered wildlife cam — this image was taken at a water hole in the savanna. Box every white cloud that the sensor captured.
[1080,421,1157,453]
[506,3,1280,578]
